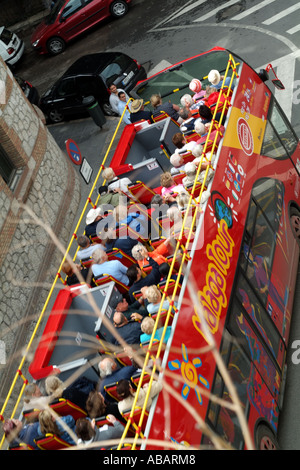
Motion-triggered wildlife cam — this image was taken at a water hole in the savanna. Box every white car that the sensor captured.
[0,26,24,66]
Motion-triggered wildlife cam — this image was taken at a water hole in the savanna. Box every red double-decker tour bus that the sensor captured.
[1,47,299,451]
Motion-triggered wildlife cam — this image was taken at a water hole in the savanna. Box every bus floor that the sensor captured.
[278,258,300,450]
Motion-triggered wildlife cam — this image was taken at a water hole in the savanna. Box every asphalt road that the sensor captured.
[13,0,300,449]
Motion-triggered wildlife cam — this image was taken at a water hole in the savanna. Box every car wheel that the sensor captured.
[46,37,66,55]
[110,0,129,18]
[48,109,64,123]
[255,424,280,450]
[102,102,117,116]
[290,206,300,246]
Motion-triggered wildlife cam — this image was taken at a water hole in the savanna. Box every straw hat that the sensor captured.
[208,69,221,86]
[130,99,143,113]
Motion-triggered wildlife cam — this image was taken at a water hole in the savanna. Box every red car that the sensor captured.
[31,0,131,55]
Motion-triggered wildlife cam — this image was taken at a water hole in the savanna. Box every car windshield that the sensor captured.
[45,0,66,24]
[133,49,237,109]
[0,28,13,45]
[99,54,132,86]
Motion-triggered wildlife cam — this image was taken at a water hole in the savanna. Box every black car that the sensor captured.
[39,52,147,123]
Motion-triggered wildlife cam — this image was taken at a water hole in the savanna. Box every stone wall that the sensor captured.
[0,58,81,416]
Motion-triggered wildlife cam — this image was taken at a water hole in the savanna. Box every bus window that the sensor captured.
[206,335,250,449]
[261,102,298,159]
[228,300,280,397]
[235,273,282,363]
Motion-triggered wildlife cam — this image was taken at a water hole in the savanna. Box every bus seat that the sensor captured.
[93,274,129,294]
[49,398,87,421]
[34,433,73,450]
[121,406,149,435]
[104,381,120,402]
[128,181,156,205]
[9,442,35,450]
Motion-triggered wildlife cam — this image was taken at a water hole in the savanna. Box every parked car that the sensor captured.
[39,51,146,123]
[15,76,40,105]
[0,26,24,66]
[31,0,131,55]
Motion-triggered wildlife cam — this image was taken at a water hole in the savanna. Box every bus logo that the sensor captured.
[237,117,254,156]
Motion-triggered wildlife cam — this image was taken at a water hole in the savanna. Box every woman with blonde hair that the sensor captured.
[45,375,96,412]
[38,409,76,445]
[150,93,180,122]
[160,172,188,197]
[140,315,172,344]
[144,284,178,316]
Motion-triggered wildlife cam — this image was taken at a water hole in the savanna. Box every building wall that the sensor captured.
[0,0,49,27]
[0,58,81,406]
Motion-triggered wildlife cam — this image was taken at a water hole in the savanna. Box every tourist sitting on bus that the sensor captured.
[182,161,214,187]
[127,257,161,304]
[23,383,50,412]
[170,153,187,175]
[178,107,198,134]
[129,99,153,124]
[189,78,206,103]
[91,247,129,285]
[131,240,171,272]
[150,93,180,122]
[38,409,76,446]
[172,131,197,154]
[158,262,184,285]
[114,295,148,322]
[45,375,96,413]
[144,285,178,316]
[102,167,133,196]
[98,226,139,258]
[2,418,42,450]
[113,204,148,238]
[207,69,233,91]
[76,235,104,262]
[75,415,125,449]
[98,356,137,401]
[180,93,201,116]
[111,311,142,346]
[160,172,188,197]
[85,207,104,238]
[116,377,163,414]
[61,260,95,287]
[140,316,172,345]
[85,389,125,422]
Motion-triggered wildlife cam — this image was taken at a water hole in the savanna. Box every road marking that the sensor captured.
[166,0,207,22]
[231,0,277,21]
[287,24,300,35]
[193,0,241,21]
[262,2,300,25]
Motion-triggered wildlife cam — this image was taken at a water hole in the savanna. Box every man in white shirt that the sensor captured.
[108,83,129,115]
[76,235,104,261]
[117,91,131,124]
